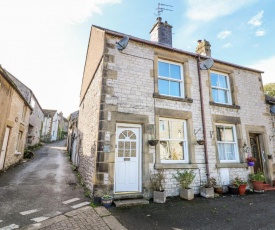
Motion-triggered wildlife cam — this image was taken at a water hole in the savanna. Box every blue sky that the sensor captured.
[0,0,274,116]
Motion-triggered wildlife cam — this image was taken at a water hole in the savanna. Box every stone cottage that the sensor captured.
[78,18,274,201]
[5,71,44,147]
[41,109,58,142]
[0,66,32,170]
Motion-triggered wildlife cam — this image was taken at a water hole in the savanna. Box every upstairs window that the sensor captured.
[216,124,239,162]
[159,118,188,163]
[158,60,184,97]
[210,72,231,104]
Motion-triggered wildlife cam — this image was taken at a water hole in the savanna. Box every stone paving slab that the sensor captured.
[19,206,126,230]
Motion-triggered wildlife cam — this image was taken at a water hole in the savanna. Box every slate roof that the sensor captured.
[43,109,57,118]
[93,25,264,74]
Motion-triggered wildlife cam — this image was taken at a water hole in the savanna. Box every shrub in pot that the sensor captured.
[173,170,195,200]
[233,176,247,195]
[249,171,265,191]
[150,168,166,203]
[200,177,215,198]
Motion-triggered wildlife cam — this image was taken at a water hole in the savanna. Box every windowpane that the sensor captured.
[170,81,181,97]
[170,64,181,80]
[170,120,184,139]
[158,79,169,95]
[212,89,218,102]
[216,124,238,161]
[158,61,169,77]
[224,127,234,142]
[218,75,227,88]
[210,73,219,87]
[159,120,169,139]
[218,89,228,103]
[160,140,184,160]
[159,118,188,162]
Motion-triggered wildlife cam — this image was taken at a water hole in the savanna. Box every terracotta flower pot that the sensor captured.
[252,181,264,191]
[238,184,247,195]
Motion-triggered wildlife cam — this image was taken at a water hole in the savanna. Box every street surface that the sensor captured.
[0,140,89,229]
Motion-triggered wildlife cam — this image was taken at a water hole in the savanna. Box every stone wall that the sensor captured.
[3,89,31,169]
[79,27,273,197]
[78,59,104,193]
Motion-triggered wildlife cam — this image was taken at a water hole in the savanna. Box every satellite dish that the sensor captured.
[200,58,214,70]
[116,36,129,51]
[271,105,275,114]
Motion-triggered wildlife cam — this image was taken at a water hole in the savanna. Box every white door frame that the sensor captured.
[0,127,10,170]
[114,123,142,193]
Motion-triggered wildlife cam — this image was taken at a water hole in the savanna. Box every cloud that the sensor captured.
[249,56,275,84]
[217,30,232,39]
[186,0,257,22]
[248,10,264,27]
[0,0,121,116]
[255,29,266,36]
[222,43,233,49]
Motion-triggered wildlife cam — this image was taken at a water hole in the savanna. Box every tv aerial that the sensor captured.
[200,58,214,70]
[116,36,129,51]
[155,3,173,17]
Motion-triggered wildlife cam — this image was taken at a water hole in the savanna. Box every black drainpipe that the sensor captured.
[196,54,210,185]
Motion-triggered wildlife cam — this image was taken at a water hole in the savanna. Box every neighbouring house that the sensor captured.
[41,110,58,142]
[67,110,79,166]
[0,66,32,170]
[265,95,275,176]
[5,71,44,147]
[77,17,274,201]
[57,112,68,140]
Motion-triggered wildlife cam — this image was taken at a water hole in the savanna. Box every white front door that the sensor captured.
[0,127,10,170]
[115,124,141,193]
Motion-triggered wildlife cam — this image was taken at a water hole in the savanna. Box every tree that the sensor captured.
[264,83,275,97]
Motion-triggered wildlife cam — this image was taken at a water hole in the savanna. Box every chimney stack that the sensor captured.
[150,17,172,47]
[196,39,211,57]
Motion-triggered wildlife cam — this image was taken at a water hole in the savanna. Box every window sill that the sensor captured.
[209,101,240,109]
[216,163,247,168]
[153,93,193,103]
[155,163,198,169]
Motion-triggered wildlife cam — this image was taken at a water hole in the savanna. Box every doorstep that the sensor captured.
[114,199,149,207]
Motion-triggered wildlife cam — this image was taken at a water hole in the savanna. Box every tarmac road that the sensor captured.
[0,140,89,229]
[110,191,275,230]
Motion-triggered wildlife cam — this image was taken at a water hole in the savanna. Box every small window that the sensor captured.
[159,118,188,163]
[216,124,239,162]
[158,60,184,97]
[210,72,231,104]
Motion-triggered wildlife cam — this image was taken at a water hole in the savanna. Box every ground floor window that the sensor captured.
[216,124,239,162]
[159,118,188,163]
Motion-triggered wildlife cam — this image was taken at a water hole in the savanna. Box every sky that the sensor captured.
[0,0,274,117]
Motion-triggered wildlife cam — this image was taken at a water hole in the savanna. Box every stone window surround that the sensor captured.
[208,64,239,109]
[153,51,192,102]
[212,115,247,168]
[154,108,197,169]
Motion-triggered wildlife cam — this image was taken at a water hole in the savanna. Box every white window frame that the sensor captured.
[158,59,184,98]
[210,71,232,105]
[216,123,239,163]
[159,118,189,163]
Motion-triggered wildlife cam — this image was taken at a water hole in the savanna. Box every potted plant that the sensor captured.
[233,176,247,195]
[211,177,223,195]
[173,170,195,200]
[200,177,215,198]
[101,194,113,208]
[250,171,265,191]
[246,156,257,166]
[150,168,166,203]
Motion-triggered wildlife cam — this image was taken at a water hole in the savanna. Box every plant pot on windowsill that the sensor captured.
[196,140,205,145]
[148,139,159,146]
